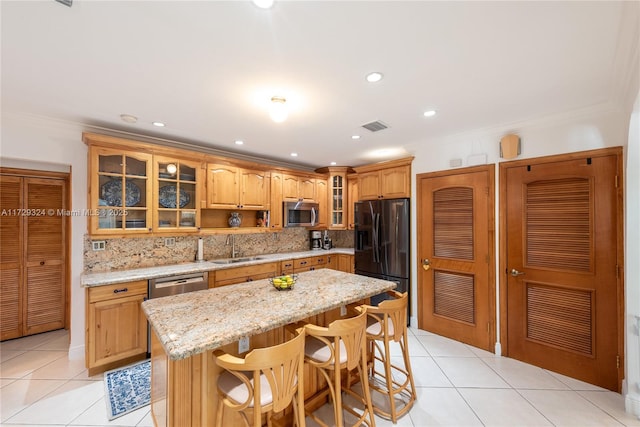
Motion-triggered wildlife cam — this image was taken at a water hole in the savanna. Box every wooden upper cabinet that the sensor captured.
[347,173,359,229]
[315,166,352,230]
[88,145,153,235]
[315,178,328,228]
[240,169,270,209]
[153,156,202,232]
[354,157,413,200]
[282,174,316,202]
[206,163,269,210]
[269,172,283,229]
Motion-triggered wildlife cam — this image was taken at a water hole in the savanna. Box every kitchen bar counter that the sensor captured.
[142,269,394,361]
[145,270,394,427]
[81,248,353,287]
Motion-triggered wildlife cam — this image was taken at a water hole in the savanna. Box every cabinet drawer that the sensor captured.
[88,280,148,303]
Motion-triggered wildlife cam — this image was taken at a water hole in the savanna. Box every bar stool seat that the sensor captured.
[302,311,376,427]
[215,331,306,427]
[359,290,416,423]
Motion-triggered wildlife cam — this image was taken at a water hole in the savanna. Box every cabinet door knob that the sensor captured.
[40,261,45,266]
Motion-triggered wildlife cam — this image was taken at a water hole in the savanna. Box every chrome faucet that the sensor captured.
[225,234,237,258]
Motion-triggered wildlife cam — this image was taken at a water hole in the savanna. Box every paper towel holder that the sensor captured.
[500,134,521,159]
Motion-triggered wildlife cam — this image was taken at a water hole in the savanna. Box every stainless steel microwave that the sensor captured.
[283,201,319,227]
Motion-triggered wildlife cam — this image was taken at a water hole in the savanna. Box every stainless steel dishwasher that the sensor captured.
[147,272,209,353]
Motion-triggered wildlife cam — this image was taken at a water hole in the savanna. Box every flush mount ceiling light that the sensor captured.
[166,163,177,174]
[423,110,437,117]
[152,121,166,127]
[120,114,138,124]
[269,96,288,123]
[366,72,383,83]
[234,140,244,145]
[290,152,298,157]
[351,135,361,140]
[252,0,274,9]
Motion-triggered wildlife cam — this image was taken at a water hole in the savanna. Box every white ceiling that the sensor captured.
[1,1,638,169]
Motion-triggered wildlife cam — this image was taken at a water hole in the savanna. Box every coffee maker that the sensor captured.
[310,231,322,250]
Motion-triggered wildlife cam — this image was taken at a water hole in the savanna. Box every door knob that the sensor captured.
[510,268,525,277]
[422,259,430,271]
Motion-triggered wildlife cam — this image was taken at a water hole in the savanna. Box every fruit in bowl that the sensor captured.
[270,274,296,290]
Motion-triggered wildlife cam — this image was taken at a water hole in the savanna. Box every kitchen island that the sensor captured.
[142,268,395,427]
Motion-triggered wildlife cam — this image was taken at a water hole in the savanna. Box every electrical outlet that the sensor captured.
[238,336,249,353]
[92,240,106,251]
[340,305,347,316]
[164,237,176,247]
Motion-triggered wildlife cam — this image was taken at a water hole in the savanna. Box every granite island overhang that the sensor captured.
[142,269,396,426]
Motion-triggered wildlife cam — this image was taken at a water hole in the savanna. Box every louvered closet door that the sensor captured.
[505,154,619,391]
[417,166,493,351]
[24,178,66,335]
[1,176,24,340]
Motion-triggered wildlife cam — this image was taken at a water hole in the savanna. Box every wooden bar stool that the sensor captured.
[215,331,306,427]
[302,310,376,427]
[358,291,416,423]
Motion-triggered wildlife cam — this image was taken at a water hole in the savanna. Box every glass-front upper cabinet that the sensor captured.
[153,156,201,232]
[89,146,153,234]
[318,166,351,230]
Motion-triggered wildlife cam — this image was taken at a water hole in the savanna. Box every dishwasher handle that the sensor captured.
[154,276,205,289]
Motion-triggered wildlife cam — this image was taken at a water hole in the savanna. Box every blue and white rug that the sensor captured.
[104,359,151,420]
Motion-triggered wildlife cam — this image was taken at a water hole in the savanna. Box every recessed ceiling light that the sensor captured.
[423,110,437,117]
[351,135,361,140]
[234,140,244,145]
[330,161,337,166]
[366,72,383,83]
[120,114,138,124]
[152,121,166,127]
[290,152,298,157]
[252,0,274,9]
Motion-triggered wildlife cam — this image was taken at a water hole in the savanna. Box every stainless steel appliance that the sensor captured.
[147,272,208,352]
[310,230,322,250]
[354,198,410,320]
[284,201,319,227]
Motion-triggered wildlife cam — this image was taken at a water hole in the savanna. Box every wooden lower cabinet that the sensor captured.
[328,253,354,273]
[281,255,328,275]
[86,280,148,376]
[213,262,279,287]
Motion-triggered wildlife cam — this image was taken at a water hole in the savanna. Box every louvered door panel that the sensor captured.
[526,178,591,272]
[434,271,475,324]
[26,264,64,333]
[0,176,23,340]
[526,284,593,355]
[24,178,66,335]
[434,187,473,259]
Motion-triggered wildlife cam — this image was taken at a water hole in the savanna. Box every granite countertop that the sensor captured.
[81,248,354,287]
[142,269,395,361]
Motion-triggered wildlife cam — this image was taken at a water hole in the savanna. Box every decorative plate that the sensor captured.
[101,180,141,207]
[158,185,190,208]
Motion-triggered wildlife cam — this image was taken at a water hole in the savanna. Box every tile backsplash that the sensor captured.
[84,229,354,273]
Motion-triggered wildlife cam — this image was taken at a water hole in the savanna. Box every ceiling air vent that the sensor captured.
[361,120,388,132]
[55,0,73,7]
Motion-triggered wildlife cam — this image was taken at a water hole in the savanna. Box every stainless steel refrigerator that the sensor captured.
[354,198,410,319]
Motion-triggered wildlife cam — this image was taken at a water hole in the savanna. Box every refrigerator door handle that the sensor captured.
[373,214,380,262]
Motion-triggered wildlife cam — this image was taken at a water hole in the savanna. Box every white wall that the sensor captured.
[624,93,640,417]
[1,112,88,359]
[407,102,638,411]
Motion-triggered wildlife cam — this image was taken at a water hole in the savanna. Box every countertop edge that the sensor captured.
[81,248,354,287]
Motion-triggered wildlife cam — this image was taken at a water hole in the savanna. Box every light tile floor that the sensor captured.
[1,327,639,426]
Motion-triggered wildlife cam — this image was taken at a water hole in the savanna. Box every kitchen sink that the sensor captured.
[210,256,264,264]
